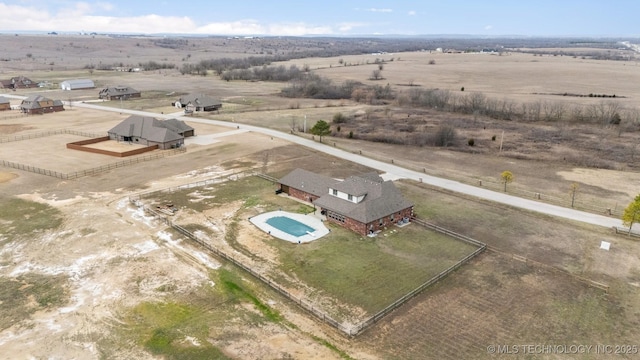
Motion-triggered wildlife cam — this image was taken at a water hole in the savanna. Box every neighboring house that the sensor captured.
[173,93,222,112]
[0,97,10,111]
[278,168,414,236]
[99,86,141,100]
[20,95,65,114]
[107,115,194,150]
[0,76,37,89]
[60,79,95,90]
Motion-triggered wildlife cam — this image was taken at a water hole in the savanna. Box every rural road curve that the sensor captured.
[5,95,625,230]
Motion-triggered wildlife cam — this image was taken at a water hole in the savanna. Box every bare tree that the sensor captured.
[370,69,383,80]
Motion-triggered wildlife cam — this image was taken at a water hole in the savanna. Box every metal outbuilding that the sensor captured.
[60,79,95,90]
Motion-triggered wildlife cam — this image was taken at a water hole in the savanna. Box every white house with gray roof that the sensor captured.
[174,93,222,112]
[108,115,194,150]
[278,168,413,235]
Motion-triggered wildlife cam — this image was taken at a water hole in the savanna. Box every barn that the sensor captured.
[278,168,414,236]
[60,79,95,90]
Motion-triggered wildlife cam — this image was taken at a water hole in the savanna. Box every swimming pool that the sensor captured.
[266,216,315,237]
[249,210,329,243]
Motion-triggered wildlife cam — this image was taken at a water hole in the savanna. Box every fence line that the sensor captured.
[133,199,353,335]
[0,147,186,179]
[129,173,488,337]
[330,141,622,218]
[0,129,103,143]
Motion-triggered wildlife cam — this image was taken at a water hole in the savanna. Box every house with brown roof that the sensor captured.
[0,97,10,111]
[99,86,141,100]
[278,168,414,235]
[20,95,65,114]
[107,115,194,149]
[0,76,37,89]
[173,93,222,112]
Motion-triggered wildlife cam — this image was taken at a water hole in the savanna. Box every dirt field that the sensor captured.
[1,35,640,359]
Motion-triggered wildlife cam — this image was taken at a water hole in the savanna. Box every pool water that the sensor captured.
[266,216,316,237]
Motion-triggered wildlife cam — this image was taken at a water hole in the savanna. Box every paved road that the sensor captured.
[5,95,625,229]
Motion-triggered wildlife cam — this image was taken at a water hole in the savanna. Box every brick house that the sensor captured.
[278,168,414,236]
[173,93,222,112]
[99,86,141,100]
[0,96,10,111]
[20,95,65,114]
[0,76,37,89]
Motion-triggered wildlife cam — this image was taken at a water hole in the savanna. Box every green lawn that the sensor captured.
[269,222,478,315]
[148,175,481,319]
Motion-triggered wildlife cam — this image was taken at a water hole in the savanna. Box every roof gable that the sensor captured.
[178,93,221,107]
[108,115,186,143]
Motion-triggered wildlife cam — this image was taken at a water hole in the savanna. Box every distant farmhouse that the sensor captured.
[0,76,37,89]
[0,97,10,111]
[173,93,222,113]
[278,169,414,236]
[20,95,64,114]
[60,79,95,91]
[108,115,194,150]
[99,86,141,100]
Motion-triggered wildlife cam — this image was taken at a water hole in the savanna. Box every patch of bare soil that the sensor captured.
[0,169,357,359]
[0,124,33,135]
[0,172,17,183]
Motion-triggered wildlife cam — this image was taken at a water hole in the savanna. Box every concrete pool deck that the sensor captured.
[249,210,330,243]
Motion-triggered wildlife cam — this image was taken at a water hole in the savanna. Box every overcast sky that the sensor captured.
[1,0,639,37]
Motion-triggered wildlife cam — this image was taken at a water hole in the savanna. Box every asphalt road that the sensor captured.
[4,94,625,230]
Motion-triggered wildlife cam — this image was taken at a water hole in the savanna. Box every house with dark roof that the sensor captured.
[0,97,10,111]
[107,115,194,149]
[0,76,37,89]
[20,95,65,114]
[99,86,141,100]
[173,93,222,112]
[278,168,414,235]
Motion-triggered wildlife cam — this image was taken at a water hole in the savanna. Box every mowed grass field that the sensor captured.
[147,174,480,321]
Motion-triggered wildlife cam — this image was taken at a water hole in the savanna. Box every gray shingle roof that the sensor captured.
[108,115,185,143]
[163,118,194,134]
[177,93,221,108]
[20,95,57,110]
[280,169,413,223]
[278,168,335,197]
[0,96,10,104]
[99,86,140,97]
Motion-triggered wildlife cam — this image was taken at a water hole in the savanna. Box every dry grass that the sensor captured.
[1,35,640,359]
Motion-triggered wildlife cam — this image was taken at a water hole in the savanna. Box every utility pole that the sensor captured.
[304,115,307,133]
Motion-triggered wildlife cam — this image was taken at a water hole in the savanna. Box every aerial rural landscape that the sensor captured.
[2,2,640,359]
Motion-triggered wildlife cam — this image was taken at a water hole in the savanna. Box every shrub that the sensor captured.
[492,135,496,141]
[461,86,465,91]
[332,112,348,124]
[432,125,456,147]
[468,138,475,146]
[348,131,353,139]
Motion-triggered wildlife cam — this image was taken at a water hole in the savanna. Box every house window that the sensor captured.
[348,194,353,201]
[332,189,338,196]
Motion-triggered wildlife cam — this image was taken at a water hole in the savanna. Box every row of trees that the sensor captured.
[397,88,637,126]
